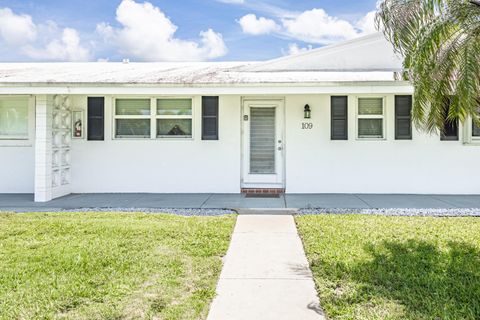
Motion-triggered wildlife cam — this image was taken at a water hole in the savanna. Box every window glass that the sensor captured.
[115,99,150,115]
[358,98,383,115]
[358,119,383,138]
[115,119,150,138]
[0,98,29,139]
[473,122,480,137]
[440,101,458,141]
[157,99,192,115]
[157,119,192,137]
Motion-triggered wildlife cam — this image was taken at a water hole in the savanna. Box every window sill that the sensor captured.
[0,140,33,147]
[463,141,480,146]
[356,137,387,141]
[156,136,193,139]
[112,137,195,141]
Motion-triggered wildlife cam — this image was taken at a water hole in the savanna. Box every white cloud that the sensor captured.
[0,7,91,61]
[240,7,379,45]
[23,28,91,61]
[96,22,115,41]
[285,43,313,55]
[98,0,227,61]
[239,14,278,35]
[282,9,359,44]
[356,11,377,34]
[0,8,37,45]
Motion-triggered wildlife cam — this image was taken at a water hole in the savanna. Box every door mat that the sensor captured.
[245,193,280,198]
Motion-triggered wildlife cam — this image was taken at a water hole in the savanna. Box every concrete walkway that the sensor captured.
[2,193,480,211]
[207,214,325,320]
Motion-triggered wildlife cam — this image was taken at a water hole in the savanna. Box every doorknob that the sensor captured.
[278,147,282,151]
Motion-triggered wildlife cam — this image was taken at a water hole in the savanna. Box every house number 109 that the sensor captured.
[302,122,313,130]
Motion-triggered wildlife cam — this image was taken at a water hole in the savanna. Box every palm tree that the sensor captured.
[376,0,480,132]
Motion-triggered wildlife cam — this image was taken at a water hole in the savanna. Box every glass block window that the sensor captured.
[357,97,385,139]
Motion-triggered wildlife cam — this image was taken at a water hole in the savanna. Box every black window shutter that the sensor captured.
[202,96,219,140]
[87,97,105,141]
[395,95,412,140]
[441,99,459,141]
[331,96,348,140]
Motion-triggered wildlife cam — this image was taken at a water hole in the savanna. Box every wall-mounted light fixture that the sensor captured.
[304,104,311,119]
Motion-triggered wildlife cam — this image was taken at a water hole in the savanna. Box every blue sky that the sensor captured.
[0,0,379,62]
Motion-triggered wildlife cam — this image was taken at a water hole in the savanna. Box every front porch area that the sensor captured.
[2,193,480,212]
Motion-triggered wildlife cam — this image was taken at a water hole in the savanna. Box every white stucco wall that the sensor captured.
[70,95,241,193]
[285,94,480,194]
[1,92,479,195]
[67,93,480,195]
[0,147,34,193]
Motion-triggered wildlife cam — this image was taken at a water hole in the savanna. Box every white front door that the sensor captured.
[242,99,285,188]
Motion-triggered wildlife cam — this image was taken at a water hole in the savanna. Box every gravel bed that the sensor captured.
[3,207,480,217]
[298,207,480,217]
[2,208,236,216]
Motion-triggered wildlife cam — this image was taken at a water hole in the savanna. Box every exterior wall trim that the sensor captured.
[0,84,414,96]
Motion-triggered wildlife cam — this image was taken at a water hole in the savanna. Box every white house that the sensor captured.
[1,33,479,202]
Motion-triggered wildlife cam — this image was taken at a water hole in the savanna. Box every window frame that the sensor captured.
[112,96,194,140]
[463,116,480,145]
[355,96,387,140]
[472,120,480,141]
[0,95,34,146]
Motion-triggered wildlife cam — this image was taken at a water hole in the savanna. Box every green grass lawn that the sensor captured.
[296,215,480,320]
[0,212,235,320]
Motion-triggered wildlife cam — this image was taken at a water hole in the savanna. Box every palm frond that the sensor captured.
[377,0,480,132]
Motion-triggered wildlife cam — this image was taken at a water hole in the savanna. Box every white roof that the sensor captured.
[0,33,403,86]
[243,33,403,72]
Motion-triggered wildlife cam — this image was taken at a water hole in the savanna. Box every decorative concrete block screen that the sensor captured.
[52,95,72,190]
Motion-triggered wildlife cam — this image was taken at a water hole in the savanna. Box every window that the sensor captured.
[113,98,193,139]
[471,103,480,141]
[156,99,192,138]
[331,96,348,140]
[441,119,459,141]
[395,95,412,140]
[0,97,29,140]
[114,99,151,138]
[473,121,480,138]
[357,97,385,139]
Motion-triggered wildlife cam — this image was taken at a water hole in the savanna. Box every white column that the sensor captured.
[34,95,53,202]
